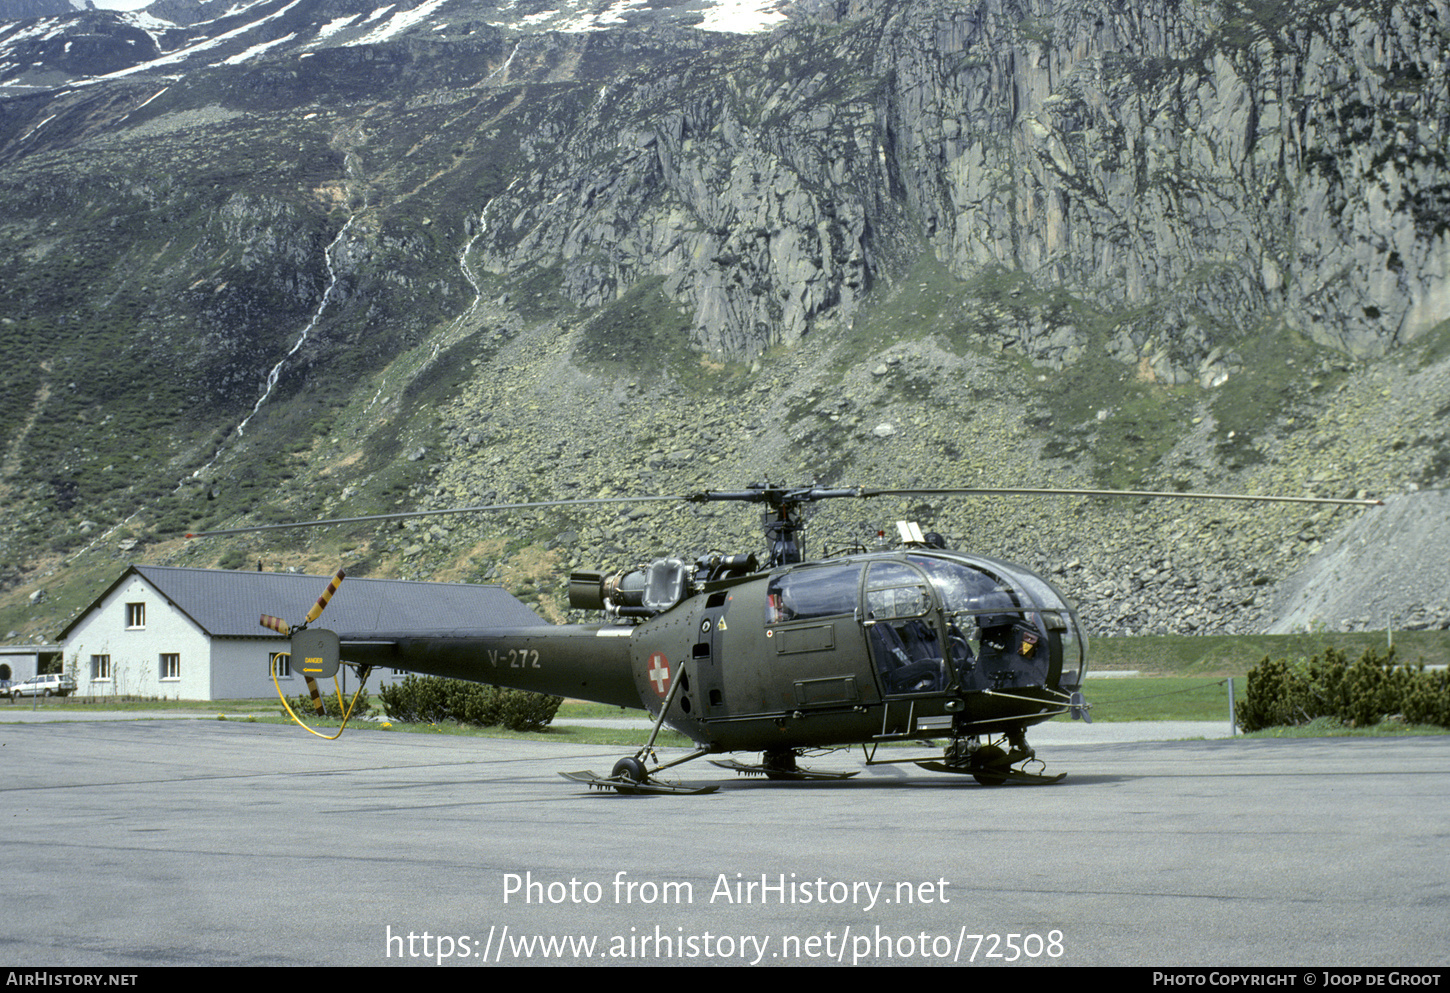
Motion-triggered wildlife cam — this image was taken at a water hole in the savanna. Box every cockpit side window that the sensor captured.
[766,564,862,624]
[864,561,948,695]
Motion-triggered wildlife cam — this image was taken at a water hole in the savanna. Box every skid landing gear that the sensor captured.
[560,748,721,795]
[915,731,1064,786]
[560,661,720,794]
[710,749,859,781]
[559,765,719,795]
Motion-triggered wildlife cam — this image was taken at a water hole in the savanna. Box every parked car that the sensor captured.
[9,674,76,699]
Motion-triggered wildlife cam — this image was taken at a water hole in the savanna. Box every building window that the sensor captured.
[91,655,111,681]
[271,653,291,678]
[159,654,180,680]
[126,603,145,629]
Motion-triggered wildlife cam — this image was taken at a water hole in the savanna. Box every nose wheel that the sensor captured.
[611,756,649,794]
[968,744,1011,786]
[915,732,1065,785]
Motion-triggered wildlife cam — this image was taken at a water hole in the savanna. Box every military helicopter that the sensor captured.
[190,483,1381,794]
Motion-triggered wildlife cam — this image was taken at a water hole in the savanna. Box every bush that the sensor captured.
[288,685,371,721]
[1402,668,1450,727]
[1236,646,1450,732]
[379,675,561,732]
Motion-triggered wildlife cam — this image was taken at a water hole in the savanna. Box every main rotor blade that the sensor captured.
[191,484,1382,540]
[854,486,1383,508]
[186,494,686,538]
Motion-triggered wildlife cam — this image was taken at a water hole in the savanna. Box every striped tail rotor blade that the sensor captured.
[305,677,325,715]
[304,569,346,626]
[260,614,293,636]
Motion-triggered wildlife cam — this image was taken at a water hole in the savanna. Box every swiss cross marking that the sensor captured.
[647,652,671,697]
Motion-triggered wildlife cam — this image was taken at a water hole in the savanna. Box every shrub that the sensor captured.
[1235,649,1347,731]
[1402,668,1450,727]
[1236,646,1450,732]
[289,685,371,720]
[379,675,561,732]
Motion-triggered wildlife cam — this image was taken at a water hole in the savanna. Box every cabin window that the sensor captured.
[765,564,861,623]
[865,561,947,694]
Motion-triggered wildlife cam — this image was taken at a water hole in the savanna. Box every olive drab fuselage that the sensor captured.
[335,549,1085,755]
[627,549,1085,752]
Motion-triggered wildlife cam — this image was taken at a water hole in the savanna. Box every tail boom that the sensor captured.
[333,623,640,710]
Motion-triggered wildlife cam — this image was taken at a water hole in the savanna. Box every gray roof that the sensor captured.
[62,565,546,640]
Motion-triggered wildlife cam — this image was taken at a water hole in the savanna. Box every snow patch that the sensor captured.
[310,13,362,43]
[221,30,296,64]
[80,0,301,81]
[509,0,788,35]
[349,0,447,46]
[694,0,789,33]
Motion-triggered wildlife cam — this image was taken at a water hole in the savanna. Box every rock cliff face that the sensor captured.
[467,0,1450,368]
[4,0,1447,368]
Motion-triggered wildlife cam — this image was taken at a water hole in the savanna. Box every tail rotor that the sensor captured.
[262,570,365,738]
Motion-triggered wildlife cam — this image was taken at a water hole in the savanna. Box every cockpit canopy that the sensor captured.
[766,552,1085,695]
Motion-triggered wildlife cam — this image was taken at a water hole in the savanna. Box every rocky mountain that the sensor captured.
[1,0,1447,648]
[0,0,90,20]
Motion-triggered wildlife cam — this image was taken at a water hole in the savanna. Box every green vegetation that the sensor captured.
[830,249,975,373]
[502,262,575,323]
[1032,347,1198,488]
[822,248,1331,491]
[1084,629,1450,676]
[1409,316,1450,372]
[1065,677,1238,723]
[0,695,282,713]
[1235,646,1450,732]
[15,653,1448,740]
[1074,631,1450,733]
[0,695,689,746]
[379,674,562,732]
[286,685,372,721]
[1203,326,1325,463]
[575,276,748,393]
[1237,716,1448,739]
[577,276,691,373]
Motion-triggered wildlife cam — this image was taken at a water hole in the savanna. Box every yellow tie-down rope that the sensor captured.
[272,653,372,740]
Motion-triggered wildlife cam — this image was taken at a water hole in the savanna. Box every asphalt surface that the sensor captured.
[2,714,1446,968]
[0,707,1237,742]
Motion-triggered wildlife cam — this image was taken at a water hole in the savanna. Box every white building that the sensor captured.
[58,565,531,700]
[0,645,61,692]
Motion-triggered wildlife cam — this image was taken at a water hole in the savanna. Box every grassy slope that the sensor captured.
[1087,629,1450,675]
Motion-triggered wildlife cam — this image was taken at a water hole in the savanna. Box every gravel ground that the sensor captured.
[1269,488,1450,633]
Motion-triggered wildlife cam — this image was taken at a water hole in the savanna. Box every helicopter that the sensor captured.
[190,483,1382,794]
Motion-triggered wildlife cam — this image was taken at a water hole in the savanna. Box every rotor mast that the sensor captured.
[685,484,861,566]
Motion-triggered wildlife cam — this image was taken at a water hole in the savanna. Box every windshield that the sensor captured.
[908,553,1084,693]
